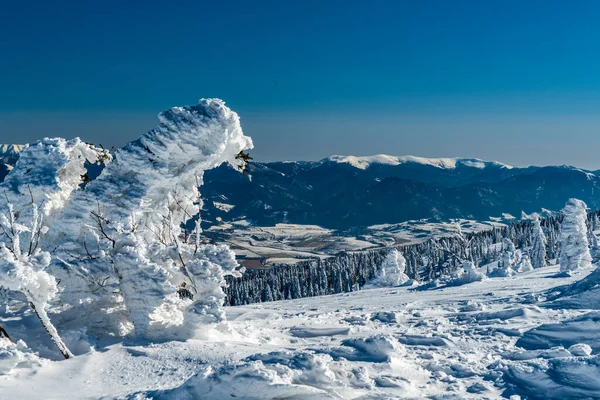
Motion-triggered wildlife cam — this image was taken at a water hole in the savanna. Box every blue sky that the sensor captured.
[2,0,600,168]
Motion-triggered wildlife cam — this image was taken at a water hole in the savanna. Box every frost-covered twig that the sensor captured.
[91,202,115,249]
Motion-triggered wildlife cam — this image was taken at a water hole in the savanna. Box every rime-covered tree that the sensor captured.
[0,202,73,359]
[516,254,533,273]
[492,238,519,277]
[559,198,592,272]
[0,138,105,358]
[370,249,409,287]
[530,213,547,269]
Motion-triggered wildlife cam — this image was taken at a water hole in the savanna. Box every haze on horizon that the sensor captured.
[2,1,600,169]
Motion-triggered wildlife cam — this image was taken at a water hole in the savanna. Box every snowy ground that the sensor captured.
[2,265,599,399]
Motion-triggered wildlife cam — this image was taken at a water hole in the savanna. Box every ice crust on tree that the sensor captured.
[0,99,253,341]
[559,198,592,273]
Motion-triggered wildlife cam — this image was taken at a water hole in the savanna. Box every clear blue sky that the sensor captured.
[2,0,600,168]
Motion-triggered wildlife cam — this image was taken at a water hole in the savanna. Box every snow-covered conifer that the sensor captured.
[370,249,409,287]
[492,238,519,277]
[530,214,547,269]
[559,198,592,272]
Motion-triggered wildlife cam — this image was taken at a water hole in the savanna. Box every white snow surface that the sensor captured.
[2,265,600,399]
[327,154,513,170]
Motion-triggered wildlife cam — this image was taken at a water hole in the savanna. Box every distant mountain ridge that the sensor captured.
[325,154,513,170]
[1,148,599,229]
[200,154,600,229]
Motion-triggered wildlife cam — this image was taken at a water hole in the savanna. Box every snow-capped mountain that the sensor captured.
[200,155,600,229]
[1,149,600,229]
[326,154,512,170]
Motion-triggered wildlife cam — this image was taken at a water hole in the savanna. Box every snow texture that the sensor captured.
[2,259,600,398]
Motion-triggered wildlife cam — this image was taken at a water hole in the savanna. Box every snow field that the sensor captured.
[2,265,599,399]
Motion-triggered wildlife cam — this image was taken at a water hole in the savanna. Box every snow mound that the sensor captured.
[517,311,600,352]
[504,355,600,399]
[545,266,600,309]
[0,338,24,375]
[370,311,399,324]
[474,306,543,322]
[444,261,486,286]
[328,335,404,363]
[0,339,38,375]
[398,335,449,347]
[149,351,375,399]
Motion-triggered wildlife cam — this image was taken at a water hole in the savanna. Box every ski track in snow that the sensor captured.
[1,265,598,399]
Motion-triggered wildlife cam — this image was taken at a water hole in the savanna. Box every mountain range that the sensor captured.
[1,146,598,230]
[201,154,600,229]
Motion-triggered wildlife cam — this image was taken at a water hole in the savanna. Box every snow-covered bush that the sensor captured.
[559,198,592,273]
[444,260,486,286]
[0,139,105,358]
[492,238,520,277]
[369,249,409,287]
[0,201,72,359]
[516,254,533,273]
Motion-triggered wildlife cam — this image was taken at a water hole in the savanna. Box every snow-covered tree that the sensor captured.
[0,201,72,359]
[492,238,519,277]
[0,138,104,358]
[515,254,533,273]
[559,198,592,272]
[0,100,253,346]
[44,98,253,339]
[530,213,547,269]
[445,260,485,286]
[370,249,409,287]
